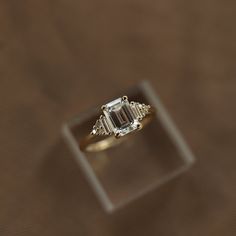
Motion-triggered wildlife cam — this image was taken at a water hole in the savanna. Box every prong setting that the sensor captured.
[137,123,142,130]
[115,132,121,138]
[122,95,128,101]
[101,105,107,111]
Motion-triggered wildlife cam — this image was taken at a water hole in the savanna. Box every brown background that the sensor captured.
[0,0,235,235]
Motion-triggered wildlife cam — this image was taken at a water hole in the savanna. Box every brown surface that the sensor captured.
[0,0,236,235]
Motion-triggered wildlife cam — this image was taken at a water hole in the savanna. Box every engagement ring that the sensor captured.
[80,96,155,152]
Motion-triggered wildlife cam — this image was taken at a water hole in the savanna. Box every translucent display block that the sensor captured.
[62,81,195,213]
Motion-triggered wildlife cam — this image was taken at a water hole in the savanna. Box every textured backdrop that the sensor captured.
[0,0,235,235]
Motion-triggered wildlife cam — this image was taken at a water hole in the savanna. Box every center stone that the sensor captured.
[103,97,139,136]
[110,104,133,129]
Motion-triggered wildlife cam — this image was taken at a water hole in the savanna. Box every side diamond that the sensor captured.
[91,116,112,136]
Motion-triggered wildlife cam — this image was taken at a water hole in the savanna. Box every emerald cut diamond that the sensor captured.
[103,97,141,137]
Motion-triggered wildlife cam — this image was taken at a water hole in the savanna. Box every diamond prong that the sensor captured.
[115,132,121,138]
[122,96,128,101]
[137,123,142,130]
[101,105,106,111]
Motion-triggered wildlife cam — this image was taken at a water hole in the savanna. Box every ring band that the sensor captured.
[79,96,155,152]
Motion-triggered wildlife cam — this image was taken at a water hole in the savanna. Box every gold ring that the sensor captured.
[79,96,155,152]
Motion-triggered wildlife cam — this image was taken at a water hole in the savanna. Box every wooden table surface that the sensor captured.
[0,0,235,235]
